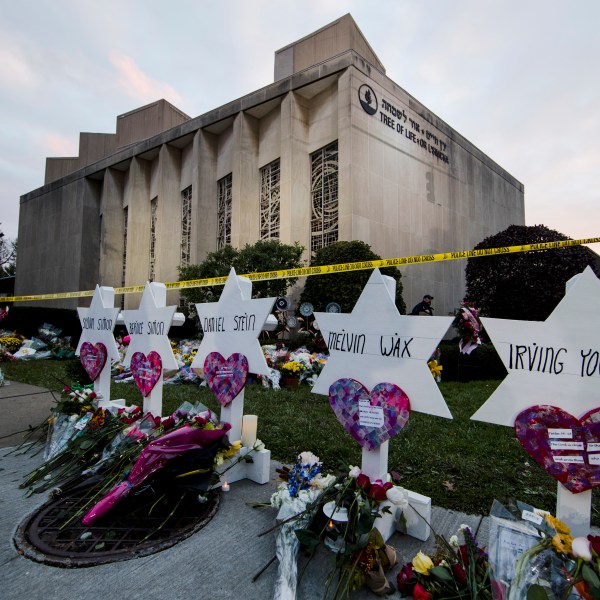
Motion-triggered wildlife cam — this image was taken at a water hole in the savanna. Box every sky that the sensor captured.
[1,0,599,254]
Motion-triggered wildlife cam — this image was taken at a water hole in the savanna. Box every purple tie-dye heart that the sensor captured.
[131,351,162,397]
[515,405,600,493]
[80,342,108,382]
[204,352,249,406]
[329,378,410,450]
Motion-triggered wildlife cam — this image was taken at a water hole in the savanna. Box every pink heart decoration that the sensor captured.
[329,378,410,450]
[515,405,600,493]
[80,342,108,382]
[131,351,162,397]
[204,352,249,406]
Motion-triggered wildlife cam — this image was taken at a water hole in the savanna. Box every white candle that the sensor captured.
[241,414,258,448]
[221,481,230,492]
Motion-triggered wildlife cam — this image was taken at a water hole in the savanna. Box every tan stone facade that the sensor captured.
[17,14,524,314]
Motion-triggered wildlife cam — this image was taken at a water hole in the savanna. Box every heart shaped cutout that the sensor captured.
[329,378,410,450]
[204,352,249,406]
[131,351,162,397]
[80,342,108,381]
[515,405,600,493]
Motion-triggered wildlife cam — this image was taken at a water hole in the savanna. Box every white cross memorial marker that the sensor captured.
[120,282,179,416]
[76,286,122,409]
[313,269,454,540]
[191,268,275,484]
[471,267,600,535]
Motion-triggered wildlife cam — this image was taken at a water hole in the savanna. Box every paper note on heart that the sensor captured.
[204,352,249,406]
[131,351,163,397]
[329,378,410,450]
[515,405,600,493]
[80,342,108,382]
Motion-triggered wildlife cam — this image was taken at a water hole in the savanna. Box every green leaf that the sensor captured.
[583,564,600,588]
[430,566,454,583]
[294,529,320,549]
[94,542,105,550]
[527,584,549,600]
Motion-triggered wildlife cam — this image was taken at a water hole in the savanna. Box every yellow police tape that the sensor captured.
[4,237,599,303]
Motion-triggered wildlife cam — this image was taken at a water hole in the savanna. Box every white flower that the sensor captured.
[449,535,460,548]
[459,523,470,532]
[298,451,320,466]
[253,438,266,451]
[348,465,361,478]
[572,537,592,562]
[386,485,408,508]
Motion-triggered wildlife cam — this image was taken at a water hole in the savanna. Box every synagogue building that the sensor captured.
[16,14,525,314]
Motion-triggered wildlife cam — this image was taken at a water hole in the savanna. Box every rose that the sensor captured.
[412,582,432,600]
[386,485,408,508]
[348,465,361,479]
[451,562,467,586]
[356,473,371,491]
[412,551,434,575]
[368,483,389,502]
[162,416,176,430]
[573,537,593,561]
[194,416,207,426]
[367,480,393,501]
[253,438,265,451]
[396,563,415,595]
[588,535,600,556]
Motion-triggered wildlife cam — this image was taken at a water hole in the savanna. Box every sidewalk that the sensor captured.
[0,381,491,600]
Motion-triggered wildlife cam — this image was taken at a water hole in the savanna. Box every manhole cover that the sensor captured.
[14,478,220,567]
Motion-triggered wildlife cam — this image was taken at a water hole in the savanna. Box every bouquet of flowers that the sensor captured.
[263,456,409,599]
[506,511,600,600]
[453,302,485,355]
[280,360,306,377]
[397,524,492,599]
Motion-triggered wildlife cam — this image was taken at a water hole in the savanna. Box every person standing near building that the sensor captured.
[410,294,434,316]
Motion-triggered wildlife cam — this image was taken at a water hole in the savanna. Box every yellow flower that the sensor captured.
[412,551,434,575]
[224,440,242,458]
[428,360,443,378]
[545,514,571,536]
[552,533,573,555]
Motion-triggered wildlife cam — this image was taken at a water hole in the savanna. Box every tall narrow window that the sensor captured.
[310,141,339,255]
[217,174,232,249]
[149,197,158,280]
[121,207,128,309]
[181,186,192,268]
[260,159,280,240]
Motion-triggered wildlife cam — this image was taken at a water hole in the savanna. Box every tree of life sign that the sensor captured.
[191,268,275,484]
[471,267,600,535]
[313,269,454,540]
[76,285,122,410]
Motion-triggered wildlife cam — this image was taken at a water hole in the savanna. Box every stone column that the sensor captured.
[194,130,218,263]
[123,157,151,308]
[99,168,125,291]
[232,112,259,247]
[279,92,310,256]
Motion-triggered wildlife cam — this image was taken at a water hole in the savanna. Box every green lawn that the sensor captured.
[2,359,598,523]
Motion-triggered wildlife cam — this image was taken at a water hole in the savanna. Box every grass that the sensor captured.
[3,359,599,524]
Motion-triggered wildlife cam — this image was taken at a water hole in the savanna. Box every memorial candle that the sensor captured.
[241,415,258,448]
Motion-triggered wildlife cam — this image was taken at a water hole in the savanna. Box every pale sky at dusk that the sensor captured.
[1,0,599,254]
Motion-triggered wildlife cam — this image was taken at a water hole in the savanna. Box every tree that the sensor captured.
[0,224,16,277]
[179,240,305,305]
[465,224,600,321]
[299,240,406,314]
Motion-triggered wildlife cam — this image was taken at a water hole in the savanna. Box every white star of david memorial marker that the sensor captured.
[76,285,122,408]
[312,269,453,418]
[312,269,453,542]
[471,267,600,535]
[191,268,275,485]
[120,282,178,416]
